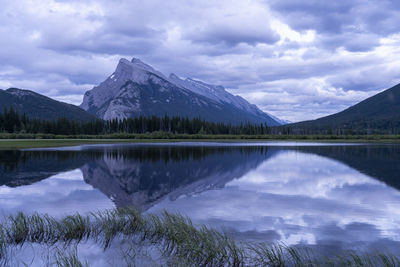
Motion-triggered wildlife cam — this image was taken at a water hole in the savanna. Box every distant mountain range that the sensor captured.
[0,88,94,121]
[1,56,399,131]
[288,83,400,132]
[80,58,283,126]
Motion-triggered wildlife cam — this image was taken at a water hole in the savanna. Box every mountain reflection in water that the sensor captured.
[1,143,400,255]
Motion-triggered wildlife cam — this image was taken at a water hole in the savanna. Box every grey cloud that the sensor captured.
[1,0,400,120]
[269,0,357,33]
[270,0,400,52]
[328,67,400,92]
[270,0,399,35]
[36,14,163,56]
[102,18,162,38]
[42,35,160,55]
[318,33,381,52]
[187,25,280,47]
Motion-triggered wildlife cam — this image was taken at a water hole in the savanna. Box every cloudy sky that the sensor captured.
[1,0,400,122]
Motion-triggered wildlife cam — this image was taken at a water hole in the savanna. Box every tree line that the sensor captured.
[0,107,271,135]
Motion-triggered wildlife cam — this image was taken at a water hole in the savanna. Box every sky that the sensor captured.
[1,0,400,122]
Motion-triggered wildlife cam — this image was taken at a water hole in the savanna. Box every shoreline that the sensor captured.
[0,137,399,149]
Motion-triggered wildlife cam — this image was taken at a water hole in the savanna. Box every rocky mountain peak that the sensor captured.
[116,57,166,80]
[80,57,284,125]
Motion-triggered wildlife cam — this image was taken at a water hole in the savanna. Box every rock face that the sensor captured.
[81,58,283,125]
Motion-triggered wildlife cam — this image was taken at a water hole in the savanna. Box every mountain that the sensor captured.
[80,145,274,210]
[81,58,282,125]
[168,74,282,125]
[289,83,400,132]
[0,88,94,121]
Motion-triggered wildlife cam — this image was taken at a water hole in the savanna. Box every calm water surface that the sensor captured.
[1,142,400,264]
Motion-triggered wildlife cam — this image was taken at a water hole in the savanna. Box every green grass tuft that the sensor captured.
[0,208,398,266]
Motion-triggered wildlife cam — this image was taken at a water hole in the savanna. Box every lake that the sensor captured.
[1,142,400,265]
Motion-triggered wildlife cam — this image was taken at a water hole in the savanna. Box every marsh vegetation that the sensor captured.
[0,208,399,266]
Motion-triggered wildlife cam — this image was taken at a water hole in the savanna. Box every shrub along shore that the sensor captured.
[0,208,398,266]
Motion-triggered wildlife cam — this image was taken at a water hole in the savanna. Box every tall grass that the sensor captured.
[0,208,399,266]
[54,248,89,267]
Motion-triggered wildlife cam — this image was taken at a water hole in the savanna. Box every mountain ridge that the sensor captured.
[80,58,283,126]
[0,88,95,121]
[288,83,400,132]
[168,73,277,123]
